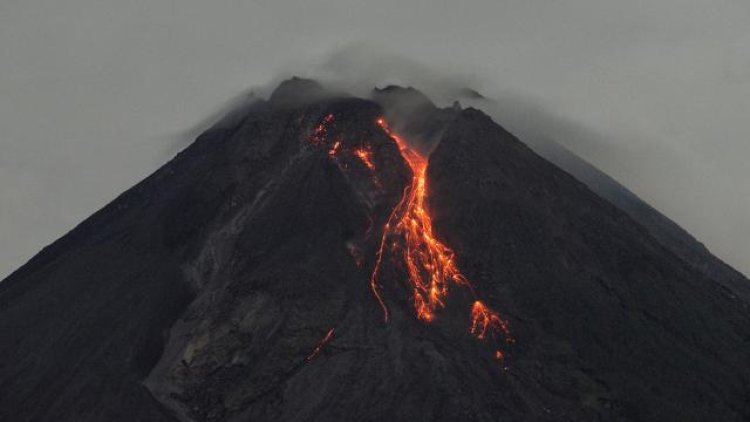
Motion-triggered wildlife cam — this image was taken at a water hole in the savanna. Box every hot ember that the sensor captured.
[354,147,375,171]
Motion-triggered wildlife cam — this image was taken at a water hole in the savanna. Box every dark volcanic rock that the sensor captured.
[528,138,750,302]
[0,80,748,422]
[428,108,750,420]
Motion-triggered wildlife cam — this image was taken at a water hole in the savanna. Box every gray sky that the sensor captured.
[1,0,749,279]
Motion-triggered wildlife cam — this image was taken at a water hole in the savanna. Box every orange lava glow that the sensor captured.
[309,113,335,145]
[306,328,335,361]
[470,300,512,342]
[372,118,513,349]
[306,113,514,360]
[354,147,375,170]
[328,140,342,157]
[374,118,468,322]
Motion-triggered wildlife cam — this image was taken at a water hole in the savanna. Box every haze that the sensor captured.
[1,0,748,279]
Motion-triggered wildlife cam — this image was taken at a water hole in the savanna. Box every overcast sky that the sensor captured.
[1,0,749,279]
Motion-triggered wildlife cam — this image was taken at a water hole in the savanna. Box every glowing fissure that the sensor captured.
[306,328,335,361]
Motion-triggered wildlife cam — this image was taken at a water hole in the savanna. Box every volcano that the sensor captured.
[1,78,749,422]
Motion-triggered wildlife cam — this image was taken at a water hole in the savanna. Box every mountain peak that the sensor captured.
[372,85,436,110]
[1,78,749,422]
[268,76,328,106]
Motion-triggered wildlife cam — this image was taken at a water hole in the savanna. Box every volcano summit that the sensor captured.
[1,78,749,422]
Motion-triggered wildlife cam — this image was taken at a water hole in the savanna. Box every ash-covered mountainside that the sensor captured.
[527,138,750,302]
[1,78,749,422]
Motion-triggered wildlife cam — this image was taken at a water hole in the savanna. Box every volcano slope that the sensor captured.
[0,79,749,422]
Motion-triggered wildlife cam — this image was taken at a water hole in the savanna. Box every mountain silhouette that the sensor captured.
[1,79,748,421]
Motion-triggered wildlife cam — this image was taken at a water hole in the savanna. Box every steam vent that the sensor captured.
[1,78,749,421]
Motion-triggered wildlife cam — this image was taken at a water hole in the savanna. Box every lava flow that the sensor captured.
[353,147,375,170]
[306,328,335,361]
[471,300,512,343]
[306,113,513,358]
[309,113,335,145]
[372,118,469,322]
[372,117,513,351]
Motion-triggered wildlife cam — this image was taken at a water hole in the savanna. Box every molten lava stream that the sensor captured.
[371,118,513,353]
[305,112,512,359]
[306,328,335,361]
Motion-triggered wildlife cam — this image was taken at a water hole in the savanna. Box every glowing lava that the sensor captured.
[372,118,513,348]
[309,113,335,145]
[495,349,505,360]
[306,328,335,361]
[372,118,469,322]
[306,113,513,359]
[328,140,342,157]
[470,300,512,342]
[354,147,375,170]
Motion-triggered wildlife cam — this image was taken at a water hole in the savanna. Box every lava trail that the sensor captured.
[306,113,513,358]
[306,328,335,361]
[372,118,513,351]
